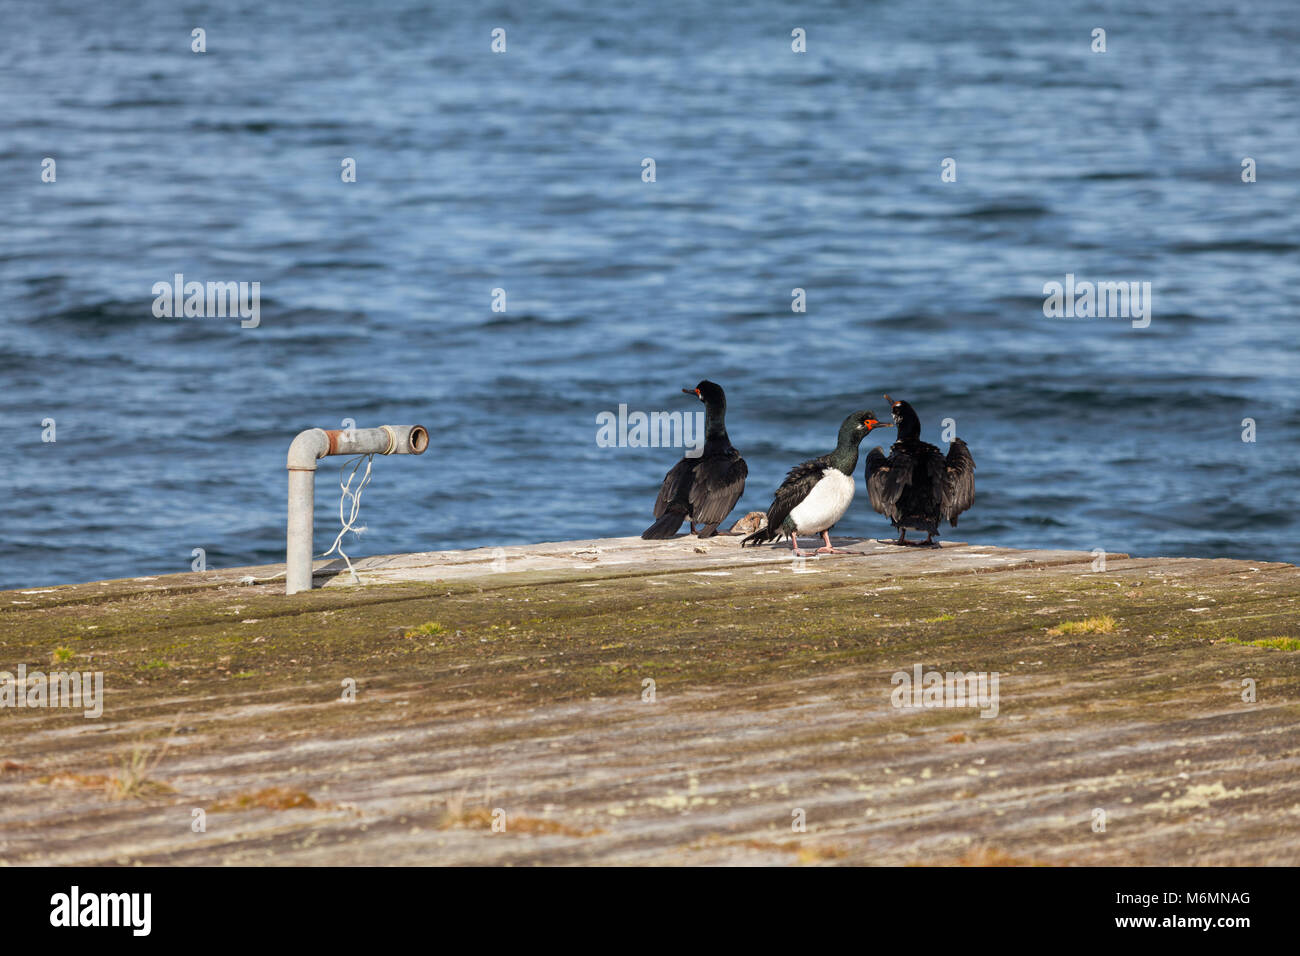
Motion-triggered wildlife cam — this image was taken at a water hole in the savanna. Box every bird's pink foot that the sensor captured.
[818,532,858,554]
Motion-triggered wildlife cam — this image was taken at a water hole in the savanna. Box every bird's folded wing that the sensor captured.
[766,456,828,532]
[688,454,748,525]
[652,457,695,517]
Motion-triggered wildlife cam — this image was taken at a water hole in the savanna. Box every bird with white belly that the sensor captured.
[741,410,891,556]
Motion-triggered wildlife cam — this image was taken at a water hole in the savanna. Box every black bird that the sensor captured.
[865,395,975,546]
[642,380,748,539]
[742,410,891,556]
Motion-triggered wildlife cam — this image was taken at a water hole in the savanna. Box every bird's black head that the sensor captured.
[683,380,726,407]
[883,394,921,440]
[839,409,891,446]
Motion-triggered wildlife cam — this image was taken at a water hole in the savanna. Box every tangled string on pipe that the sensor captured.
[321,453,374,584]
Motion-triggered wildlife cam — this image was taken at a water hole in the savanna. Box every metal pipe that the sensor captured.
[286,425,429,595]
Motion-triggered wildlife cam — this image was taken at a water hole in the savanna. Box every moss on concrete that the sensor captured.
[2,545,1298,865]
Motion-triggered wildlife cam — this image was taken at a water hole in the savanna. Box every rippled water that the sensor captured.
[3,1,1298,589]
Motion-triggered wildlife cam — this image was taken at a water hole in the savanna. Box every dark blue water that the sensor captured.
[3,1,1298,589]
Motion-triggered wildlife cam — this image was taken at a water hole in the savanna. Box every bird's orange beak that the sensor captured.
[682,388,701,397]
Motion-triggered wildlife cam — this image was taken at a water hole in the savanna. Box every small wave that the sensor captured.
[104,98,185,109]
[284,260,389,273]
[480,313,587,329]
[955,204,1053,220]
[1168,240,1300,254]
[1020,515,1071,528]
[26,300,154,328]
[871,312,959,331]
[189,120,280,135]
[1078,170,1155,181]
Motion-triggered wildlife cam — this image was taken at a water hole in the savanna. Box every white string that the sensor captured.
[321,453,374,584]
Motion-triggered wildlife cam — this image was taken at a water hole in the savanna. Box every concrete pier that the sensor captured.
[2,534,1298,865]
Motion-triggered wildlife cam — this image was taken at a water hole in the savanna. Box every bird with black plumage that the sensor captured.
[864,395,975,546]
[641,380,748,539]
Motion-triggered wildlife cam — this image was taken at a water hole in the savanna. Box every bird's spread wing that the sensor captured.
[941,438,976,525]
[653,457,695,517]
[766,455,830,533]
[865,445,911,521]
[688,451,747,525]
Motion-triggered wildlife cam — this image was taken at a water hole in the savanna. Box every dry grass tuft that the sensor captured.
[731,839,848,863]
[210,787,323,811]
[106,740,178,800]
[913,846,1053,867]
[439,806,602,837]
[404,622,449,639]
[1047,615,1116,636]
[38,768,175,800]
[34,715,184,801]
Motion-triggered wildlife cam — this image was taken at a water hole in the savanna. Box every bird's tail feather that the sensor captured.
[741,526,778,547]
[641,512,686,539]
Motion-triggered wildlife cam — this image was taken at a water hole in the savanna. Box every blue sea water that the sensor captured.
[2,0,1298,589]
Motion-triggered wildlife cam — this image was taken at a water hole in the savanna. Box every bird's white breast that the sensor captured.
[788,469,855,533]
